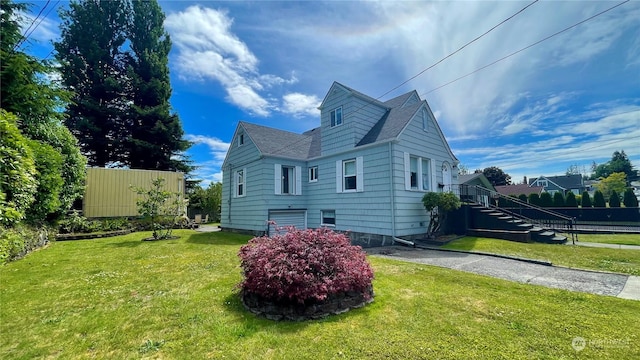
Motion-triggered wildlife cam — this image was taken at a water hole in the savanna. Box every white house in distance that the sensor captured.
[220,82,459,246]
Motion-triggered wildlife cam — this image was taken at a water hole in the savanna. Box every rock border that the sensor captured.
[241,287,374,321]
[55,228,134,241]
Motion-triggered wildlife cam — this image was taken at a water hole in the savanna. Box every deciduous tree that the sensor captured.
[480,166,511,186]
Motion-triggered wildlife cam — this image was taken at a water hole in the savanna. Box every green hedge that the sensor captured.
[0,225,50,265]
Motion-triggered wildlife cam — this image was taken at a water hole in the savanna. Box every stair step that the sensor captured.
[539,231,555,237]
[498,216,513,220]
[509,219,524,224]
[530,226,543,232]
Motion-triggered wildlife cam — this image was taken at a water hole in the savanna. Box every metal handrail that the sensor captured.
[456,184,577,243]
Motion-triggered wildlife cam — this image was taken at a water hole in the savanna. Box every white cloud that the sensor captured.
[281,93,321,117]
[18,11,59,44]
[185,134,229,165]
[165,6,307,117]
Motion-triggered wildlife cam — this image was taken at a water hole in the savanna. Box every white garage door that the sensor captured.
[268,210,306,236]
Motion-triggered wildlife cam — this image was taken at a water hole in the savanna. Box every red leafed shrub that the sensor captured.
[238,227,374,304]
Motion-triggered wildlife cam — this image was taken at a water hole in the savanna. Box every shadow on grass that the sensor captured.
[185,231,252,246]
[220,290,375,338]
[441,236,479,251]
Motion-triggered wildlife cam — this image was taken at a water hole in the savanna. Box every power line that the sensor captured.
[376,0,539,101]
[422,0,630,96]
[20,0,60,51]
[13,0,51,51]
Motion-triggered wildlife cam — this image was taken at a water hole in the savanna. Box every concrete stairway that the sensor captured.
[467,205,567,244]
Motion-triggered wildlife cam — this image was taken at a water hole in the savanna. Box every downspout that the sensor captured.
[227,163,233,222]
[389,142,414,247]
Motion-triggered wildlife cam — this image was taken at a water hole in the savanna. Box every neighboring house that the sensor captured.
[459,173,495,191]
[83,167,185,218]
[495,184,544,197]
[528,174,584,195]
[221,82,459,245]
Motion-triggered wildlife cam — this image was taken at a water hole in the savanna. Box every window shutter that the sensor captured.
[242,168,247,196]
[274,164,281,195]
[417,157,423,190]
[232,171,236,198]
[336,160,342,193]
[431,161,437,192]
[295,166,302,195]
[356,156,364,192]
[404,152,411,190]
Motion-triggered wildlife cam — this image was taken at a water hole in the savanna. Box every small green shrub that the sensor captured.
[593,190,606,208]
[518,194,528,203]
[565,192,578,207]
[0,225,49,265]
[581,191,592,207]
[623,188,638,207]
[608,190,621,208]
[528,193,540,206]
[552,192,565,207]
[539,192,553,207]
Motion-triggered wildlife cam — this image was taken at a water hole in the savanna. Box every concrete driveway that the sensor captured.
[370,247,639,301]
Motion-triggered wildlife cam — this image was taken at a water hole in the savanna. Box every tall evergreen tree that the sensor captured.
[55,0,130,167]
[126,0,191,172]
[565,192,578,207]
[593,190,606,208]
[581,191,592,208]
[552,192,565,207]
[623,188,638,208]
[608,190,620,208]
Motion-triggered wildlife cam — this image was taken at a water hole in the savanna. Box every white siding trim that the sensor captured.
[274,164,282,195]
[404,152,411,190]
[356,156,364,192]
[431,160,437,192]
[336,160,342,193]
[295,166,302,195]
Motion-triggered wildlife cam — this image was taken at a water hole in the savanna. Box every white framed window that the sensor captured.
[238,133,244,147]
[405,152,435,192]
[235,168,246,197]
[309,166,318,182]
[336,157,363,193]
[421,158,431,191]
[422,109,429,131]
[536,179,548,187]
[330,107,343,127]
[321,210,336,226]
[275,164,302,195]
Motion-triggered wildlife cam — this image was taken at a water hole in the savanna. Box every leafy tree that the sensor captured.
[1,0,87,220]
[56,0,131,167]
[0,110,37,226]
[126,0,191,172]
[565,192,578,207]
[25,140,64,223]
[608,190,620,208]
[422,192,461,239]
[592,150,636,183]
[552,192,565,207]
[188,182,222,222]
[518,194,528,203]
[593,190,606,208]
[479,166,511,186]
[528,193,540,206]
[131,177,186,240]
[596,172,627,201]
[539,192,553,207]
[581,191,592,208]
[623,188,638,208]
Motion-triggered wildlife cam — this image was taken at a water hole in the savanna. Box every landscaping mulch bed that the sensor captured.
[55,228,134,241]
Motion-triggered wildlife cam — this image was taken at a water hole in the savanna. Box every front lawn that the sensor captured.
[1,230,639,359]
[442,236,640,275]
[577,233,640,246]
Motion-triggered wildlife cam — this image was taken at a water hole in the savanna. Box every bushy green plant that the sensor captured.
[528,193,540,206]
[0,110,37,226]
[422,192,461,238]
[238,227,374,304]
[565,192,578,207]
[518,194,528,203]
[593,190,606,208]
[0,225,49,265]
[539,192,553,207]
[131,178,186,240]
[623,188,638,207]
[581,191,592,207]
[26,139,64,223]
[552,192,565,207]
[608,190,621,208]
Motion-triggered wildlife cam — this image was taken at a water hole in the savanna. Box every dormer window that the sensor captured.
[330,107,343,127]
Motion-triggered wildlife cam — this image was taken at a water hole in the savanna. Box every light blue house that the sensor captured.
[221,82,459,246]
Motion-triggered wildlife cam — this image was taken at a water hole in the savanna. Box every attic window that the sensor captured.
[422,109,429,131]
[330,107,343,127]
[238,134,244,146]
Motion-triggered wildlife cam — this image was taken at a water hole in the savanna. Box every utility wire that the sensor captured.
[422,0,630,96]
[376,0,539,101]
[20,0,60,51]
[13,0,51,51]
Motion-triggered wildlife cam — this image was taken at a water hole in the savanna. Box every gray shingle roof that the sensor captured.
[357,100,423,146]
[241,122,312,160]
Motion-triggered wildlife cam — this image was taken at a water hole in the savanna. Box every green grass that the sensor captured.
[1,230,639,359]
[443,236,640,275]
[577,233,640,246]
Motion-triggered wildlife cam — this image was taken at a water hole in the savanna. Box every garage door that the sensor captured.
[268,210,307,236]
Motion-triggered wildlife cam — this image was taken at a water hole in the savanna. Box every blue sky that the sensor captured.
[17,0,640,186]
